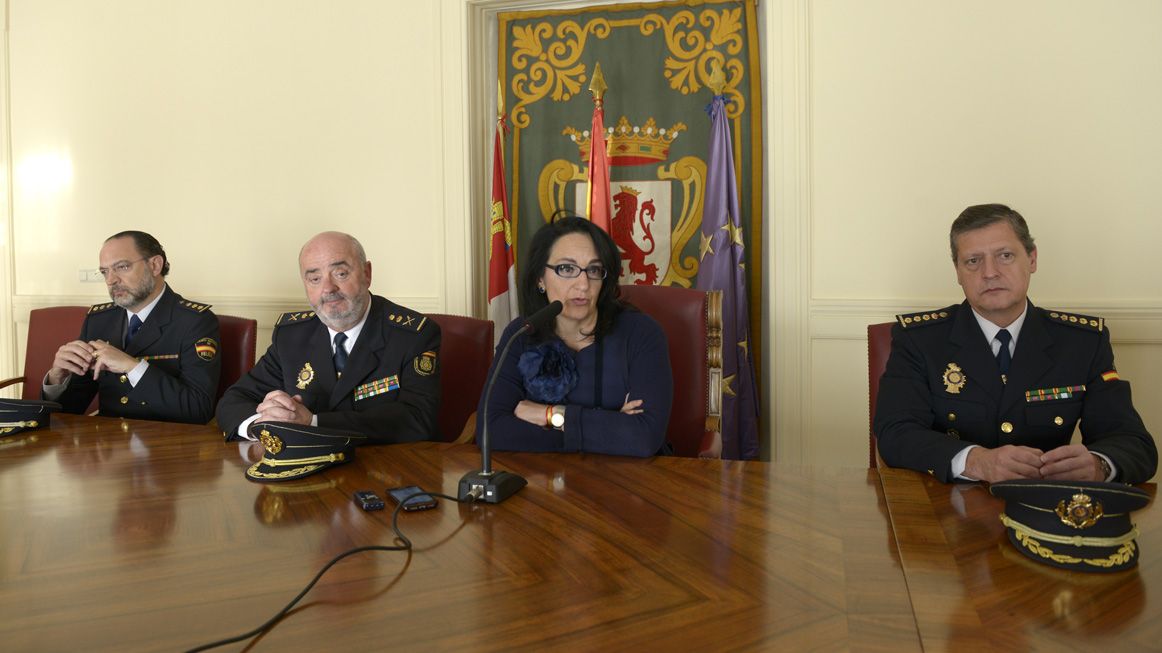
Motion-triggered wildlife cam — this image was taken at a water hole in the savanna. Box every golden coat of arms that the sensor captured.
[943,363,966,394]
[1057,493,1103,529]
[296,362,315,390]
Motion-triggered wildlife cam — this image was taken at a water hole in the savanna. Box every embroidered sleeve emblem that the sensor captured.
[195,338,219,361]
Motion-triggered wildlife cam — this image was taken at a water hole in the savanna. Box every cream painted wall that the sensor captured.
[11,0,455,299]
[2,0,474,388]
[770,0,1162,475]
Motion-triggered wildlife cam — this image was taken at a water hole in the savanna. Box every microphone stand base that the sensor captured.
[457,470,527,504]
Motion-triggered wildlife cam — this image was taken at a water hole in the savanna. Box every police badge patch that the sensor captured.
[296,362,315,389]
[414,351,437,376]
[943,363,966,394]
[195,337,219,361]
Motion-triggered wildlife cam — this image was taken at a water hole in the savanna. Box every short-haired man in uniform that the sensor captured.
[44,230,221,424]
[216,231,441,443]
[875,204,1156,483]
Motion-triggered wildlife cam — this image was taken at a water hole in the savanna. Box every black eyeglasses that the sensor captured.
[545,263,607,280]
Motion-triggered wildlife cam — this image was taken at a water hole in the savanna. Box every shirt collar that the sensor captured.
[326,300,372,354]
[971,301,1029,348]
[128,283,167,324]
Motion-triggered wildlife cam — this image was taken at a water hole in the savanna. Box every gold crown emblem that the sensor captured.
[563,116,686,167]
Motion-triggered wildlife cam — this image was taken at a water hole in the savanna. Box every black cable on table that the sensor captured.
[186,491,467,653]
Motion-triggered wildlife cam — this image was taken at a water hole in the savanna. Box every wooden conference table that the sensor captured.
[0,415,1157,652]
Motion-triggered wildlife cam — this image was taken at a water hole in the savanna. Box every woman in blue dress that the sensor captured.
[476,215,673,456]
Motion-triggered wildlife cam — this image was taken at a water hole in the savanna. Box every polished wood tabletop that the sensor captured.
[879,467,1159,653]
[0,415,917,652]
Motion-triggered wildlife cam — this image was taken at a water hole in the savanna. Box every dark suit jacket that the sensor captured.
[46,286,221,424]
[874,300,1156,483]
[216,295,441,443]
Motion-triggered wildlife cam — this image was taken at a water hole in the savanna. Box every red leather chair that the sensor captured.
[429,313,494,443]
[619,284,723,458]
[867,322,895,468]
[216,315,258,401]
[0,306,90,400]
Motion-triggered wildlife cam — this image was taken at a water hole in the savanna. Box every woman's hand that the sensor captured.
[515,399,550,426]
[620,393,643,415]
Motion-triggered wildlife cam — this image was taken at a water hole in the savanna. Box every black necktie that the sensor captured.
[127,314,143,345]
[333,332,348,376]
[995,329,1012,378]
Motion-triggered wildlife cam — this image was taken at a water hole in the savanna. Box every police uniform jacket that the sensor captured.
[216,295,441,443]
[47,286,221,424]
[874,300,1156,483]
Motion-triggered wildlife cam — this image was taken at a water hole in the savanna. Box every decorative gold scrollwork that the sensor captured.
[510,18,612,128]
[657,155,706,288]
[508,8,747,127]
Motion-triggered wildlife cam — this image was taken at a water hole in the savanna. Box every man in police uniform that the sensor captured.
[44,230,221,424]
[216,231,441,443]
[875,204,1156,483]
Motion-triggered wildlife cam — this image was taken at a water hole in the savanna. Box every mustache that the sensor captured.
[321,291,348,303]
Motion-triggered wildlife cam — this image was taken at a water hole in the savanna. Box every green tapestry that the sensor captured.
[498,0,763,342]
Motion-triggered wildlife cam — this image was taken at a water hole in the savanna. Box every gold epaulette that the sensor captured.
[178,299,212,313]
[896,308,952,329]
[384,309,427,333]
[275,310,317,327]
[88,302,116,314]
[1046,310,1103,332]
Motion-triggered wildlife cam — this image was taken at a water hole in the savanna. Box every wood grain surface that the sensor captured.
[0,415,918,652]
[879,467,1160,653]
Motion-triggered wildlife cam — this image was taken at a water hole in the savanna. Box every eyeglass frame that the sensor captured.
[544,263,608,281]
[98,257,150,280]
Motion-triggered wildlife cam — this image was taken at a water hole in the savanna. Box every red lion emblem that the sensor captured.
[611,186,658,285]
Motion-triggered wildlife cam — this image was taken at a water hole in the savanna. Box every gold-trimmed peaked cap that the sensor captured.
[244,422,367,483]
[990,479,1150,573]
[0,399,61,436]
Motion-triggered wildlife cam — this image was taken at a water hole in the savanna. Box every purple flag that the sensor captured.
[696,95,759,460]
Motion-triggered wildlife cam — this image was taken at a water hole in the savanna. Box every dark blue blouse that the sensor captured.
[475,310,673,457]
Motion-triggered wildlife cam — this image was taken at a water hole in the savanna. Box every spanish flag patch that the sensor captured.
[1101,370,1120,383]
[195,338,219,361]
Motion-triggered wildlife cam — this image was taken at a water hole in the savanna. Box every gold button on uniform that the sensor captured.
[1054,416,1064,426]
[120,375,128,383]
[947,429,959,439]
[1001,421,1014,434]
[947,413,957,422]
[120,396,129,405]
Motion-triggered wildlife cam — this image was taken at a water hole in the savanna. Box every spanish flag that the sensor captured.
[585,62,612,233]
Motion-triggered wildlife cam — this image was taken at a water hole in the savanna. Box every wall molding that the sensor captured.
[769,0,812,465]
[0,11,16,382]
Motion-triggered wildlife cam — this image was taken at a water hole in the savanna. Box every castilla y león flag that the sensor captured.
[488,112,518,340]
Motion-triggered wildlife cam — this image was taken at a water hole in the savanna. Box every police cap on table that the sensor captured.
[245,421,367,482]
[0,399,61,436]
[990,479,1150,573]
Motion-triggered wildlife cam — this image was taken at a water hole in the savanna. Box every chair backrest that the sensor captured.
[618,284,723,458]
[429,313,494,442]
[216,315,258,402]
[20,306,91,400]
[867,322,895,468]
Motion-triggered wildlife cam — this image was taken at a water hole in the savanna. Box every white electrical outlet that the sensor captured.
[79,269,104,283]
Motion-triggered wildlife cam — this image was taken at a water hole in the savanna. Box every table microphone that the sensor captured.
[458,300,562,503]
